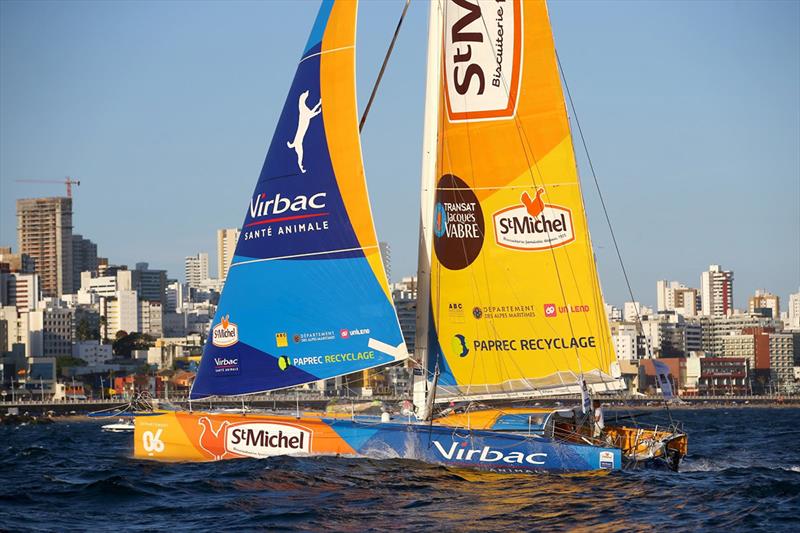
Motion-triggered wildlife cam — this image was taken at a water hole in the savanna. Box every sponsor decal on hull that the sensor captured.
[197,418,312,460]
[433,440,547,466]
[600,450,615,469]
[444,0,523,122]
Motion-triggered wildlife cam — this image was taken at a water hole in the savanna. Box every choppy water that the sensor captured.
[1,408,799,532]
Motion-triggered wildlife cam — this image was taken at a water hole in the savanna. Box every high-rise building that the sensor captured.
[17,197,74,297]
[71,234,99,292]
[701,264,733,317]
[130,263,167,305]
[391,276,417,354]
[379,242,391,283]
[217,228,240,283]
[656,280,698,317]
[749,289,780,319]
[185,253,209,289]
[789,289,800,330]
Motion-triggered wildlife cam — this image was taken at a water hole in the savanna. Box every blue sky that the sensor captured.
[1,0,798,310]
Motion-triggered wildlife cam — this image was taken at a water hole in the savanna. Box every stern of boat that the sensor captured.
[604,424,688,471]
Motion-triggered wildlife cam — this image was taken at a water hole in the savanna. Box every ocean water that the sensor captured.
[1,408,799,532]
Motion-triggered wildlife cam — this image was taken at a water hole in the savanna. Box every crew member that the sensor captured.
[593,399,605,438]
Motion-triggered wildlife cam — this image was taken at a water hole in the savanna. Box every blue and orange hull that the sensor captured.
[134,410,621,473]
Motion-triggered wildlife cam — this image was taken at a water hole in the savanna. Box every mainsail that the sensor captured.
[422,0,621,400]
[191,0,406,400]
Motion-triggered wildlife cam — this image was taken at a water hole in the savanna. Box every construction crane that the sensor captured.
[16,177,81,198]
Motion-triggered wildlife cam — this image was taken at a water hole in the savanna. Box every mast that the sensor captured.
[412,0,443,420]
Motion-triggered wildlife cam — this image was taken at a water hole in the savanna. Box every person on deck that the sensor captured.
[593,400,605,438]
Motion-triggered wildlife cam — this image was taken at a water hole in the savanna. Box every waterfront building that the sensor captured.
[701,264,733,317]
[721,327,794,393]
[216,228,240,283]
[698,357,750,395]
[16,197,74,297]
[695,314,781,356]
[767,332,795,392]
[379,242,392,283]
[748,289,780,319]
[71,234,98,292]
[185,253,209,289]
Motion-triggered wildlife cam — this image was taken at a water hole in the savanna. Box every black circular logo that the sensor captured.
[433,174,485,270]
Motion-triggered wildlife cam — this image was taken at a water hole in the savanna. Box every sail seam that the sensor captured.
[300,45,354,64]
[231,245,376,267]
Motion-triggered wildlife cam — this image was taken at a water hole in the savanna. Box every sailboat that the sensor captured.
[134,0,687,472]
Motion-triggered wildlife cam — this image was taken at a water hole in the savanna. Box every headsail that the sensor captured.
[423,0,621,400]
[191,0,407,400]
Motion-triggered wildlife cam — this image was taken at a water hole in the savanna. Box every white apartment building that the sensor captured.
[73,340,113,366]
[0,272,40,312]
[165,281,185,313]
[217,228,240,283]
[100,290,138,336]
[611,322,639,360]
[769,333,795,390]
[138,300,163,337]
[789,289,800,330]
[379,242,392,283]
[656,280,698,317]
[622,301,652,322]
[185,253,209,289]
[701,264,734,317]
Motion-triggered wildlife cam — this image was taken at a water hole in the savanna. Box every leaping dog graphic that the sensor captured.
[287,90,322,174]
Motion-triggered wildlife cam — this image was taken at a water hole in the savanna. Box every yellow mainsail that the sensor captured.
[427,0,619,398]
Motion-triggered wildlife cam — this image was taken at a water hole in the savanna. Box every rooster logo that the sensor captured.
[520,188,545,218]
[198,417,230,460]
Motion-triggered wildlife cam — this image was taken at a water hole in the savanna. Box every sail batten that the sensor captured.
[191,0,405,400]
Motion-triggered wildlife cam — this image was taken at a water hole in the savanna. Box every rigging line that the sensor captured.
[556,52,646,427]
[359,0,411,132]
[555,51,646,336]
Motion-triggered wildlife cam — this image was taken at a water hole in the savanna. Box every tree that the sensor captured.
[75,318,99,342]
[56,356,87,376]
[99,315,108,343]
[113,332,156,358]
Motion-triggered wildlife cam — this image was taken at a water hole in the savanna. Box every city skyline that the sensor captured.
[1,1,798,309]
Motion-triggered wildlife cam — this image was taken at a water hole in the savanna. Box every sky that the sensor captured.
[0,0,798,310]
